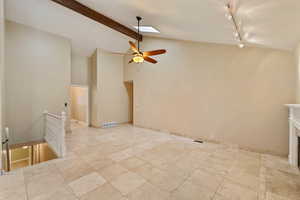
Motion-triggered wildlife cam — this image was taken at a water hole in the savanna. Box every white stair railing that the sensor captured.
[1,127,10,173]
[43,110,66,157]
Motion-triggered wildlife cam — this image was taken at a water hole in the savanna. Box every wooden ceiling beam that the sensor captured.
[51,0,142,41]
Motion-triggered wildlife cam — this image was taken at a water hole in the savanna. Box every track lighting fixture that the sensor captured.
[225,3,245,48]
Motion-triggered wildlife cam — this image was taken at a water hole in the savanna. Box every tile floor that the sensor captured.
[1,124,299,200]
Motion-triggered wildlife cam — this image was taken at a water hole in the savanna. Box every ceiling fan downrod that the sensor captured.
[136,16,142,51]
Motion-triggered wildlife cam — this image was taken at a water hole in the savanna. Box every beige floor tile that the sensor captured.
[109,148,135,162]
[68,172,106,197]
[133,163,160,180]
[24,162,58,182]
[1,124,298,200]
[157,162,191,178]
[133,141,162,153]
[91,157,115,170]
[134,163,187,192]
[262,156,299,176]
[99,144,130,157]
[0,188,27,200]
[265,192,291,200]
[265,169,300,200]
[80,183,123,200]
[75,145,103,158]
[188,169,223,191]
[98,164,129,181]
[119,157,147,170]
[0,170,27,200]
[31,186,77,200]
[127,182,170,200]
[136,149,168,164]
[55,156,86,172]
[230,154,261,177]
[229,163,261,178]
[59,161,95,183]
[217,180,258,200]
[149,147,184,164]
[226,172,260,191]
[239,150,261,160]
[171,180,215,200]
[110,172,146,195]
[0,169,25,190]
[170,152,208,175]
[27,172,66,200]
[196,158,230,176]
[213,194,230,200]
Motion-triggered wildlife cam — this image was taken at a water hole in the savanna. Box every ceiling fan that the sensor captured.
[128,16,166,64]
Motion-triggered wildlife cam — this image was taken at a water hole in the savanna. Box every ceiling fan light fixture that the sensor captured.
[133,54,144,63]
[225,3,246,49]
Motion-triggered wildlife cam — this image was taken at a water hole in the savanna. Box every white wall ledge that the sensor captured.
[286,104,300,108]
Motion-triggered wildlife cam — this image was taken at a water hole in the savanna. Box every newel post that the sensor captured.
[286,104,300,167]
[61,111,66,157]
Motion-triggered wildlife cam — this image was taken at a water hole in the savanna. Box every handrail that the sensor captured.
[44,111,62,120]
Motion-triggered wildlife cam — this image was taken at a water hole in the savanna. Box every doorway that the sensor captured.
[125,81,133,124]
[2,142,57,172]
[70,85,89,128]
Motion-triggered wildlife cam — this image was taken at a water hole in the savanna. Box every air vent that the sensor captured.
[102,122,118,128]
[193,140,203,144]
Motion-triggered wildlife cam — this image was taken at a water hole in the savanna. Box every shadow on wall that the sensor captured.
[124,81,133,124]
[10,115,44,145]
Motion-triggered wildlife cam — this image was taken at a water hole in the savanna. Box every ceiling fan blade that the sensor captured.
[144,56,157,64]
[143,49,166,57]
[128,59,134,64]
[129,41,138,53]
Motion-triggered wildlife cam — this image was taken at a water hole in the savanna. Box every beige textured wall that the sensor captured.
[5,21,71,144]
[124,37,296,156]
[71,52,89,86]
[70,86,88,123]
[89,49,99,127]
[98,50,129,125]
[89,49,130,127]
[0,0,4,168]
[295,43,300,103]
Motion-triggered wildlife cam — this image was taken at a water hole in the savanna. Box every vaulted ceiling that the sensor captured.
[5,0,300,56]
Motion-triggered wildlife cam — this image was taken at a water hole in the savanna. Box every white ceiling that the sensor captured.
[5,0,300,56]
